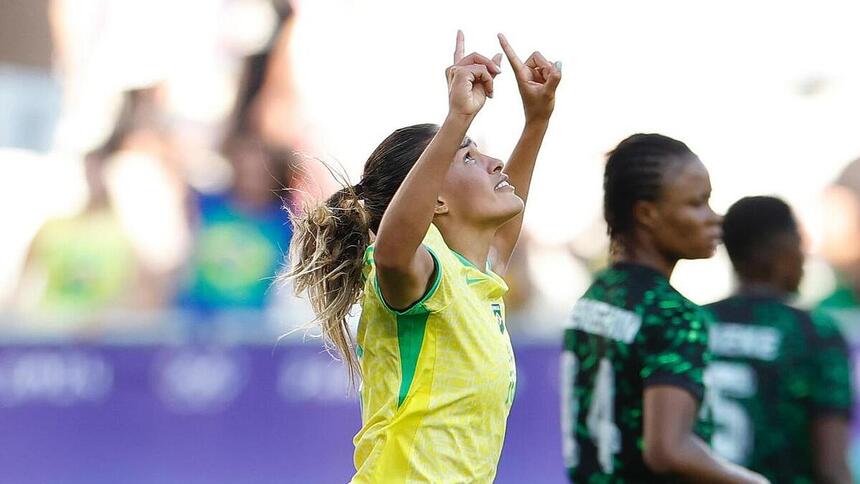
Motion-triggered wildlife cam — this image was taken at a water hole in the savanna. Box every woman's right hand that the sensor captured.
[446,30,502,118]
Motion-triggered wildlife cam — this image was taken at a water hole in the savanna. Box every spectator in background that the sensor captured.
[16,143,139,320]
[16,86,188,323]
[170,33,304,319]
[176,129,294,314]
[818,158,860,336]
[0,0,63,152]
[817,157,860,478]
[253,0,301,150]
[95,86,192,309]
[251,0,336,204]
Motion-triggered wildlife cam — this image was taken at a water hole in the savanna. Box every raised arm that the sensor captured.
[375,31,501,310]
[490,33,561,275]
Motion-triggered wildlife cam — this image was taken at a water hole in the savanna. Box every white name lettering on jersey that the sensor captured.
[568,299,642,343]
[709,323,782,361]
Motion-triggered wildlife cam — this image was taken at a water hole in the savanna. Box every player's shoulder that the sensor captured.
[636,288,707,339]
[756,299,823,338]
[703,296,734,313]
[806,307,846,340]
[707,294,802,321]
[645,277,701,315]
[751,298,842,345]
[585,263,674,308]
[363,223,459,273]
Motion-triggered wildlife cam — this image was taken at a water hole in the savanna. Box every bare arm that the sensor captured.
[489,34,560,275]
[375,31,500,309]
[643,386,769,484]
[811,416,852,484]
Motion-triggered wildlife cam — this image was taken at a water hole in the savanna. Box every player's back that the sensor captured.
[705,294,852,483]
[563,263,711,483]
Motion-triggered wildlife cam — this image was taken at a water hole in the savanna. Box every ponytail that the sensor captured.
[280,123,439,385]
[282,184,370,385]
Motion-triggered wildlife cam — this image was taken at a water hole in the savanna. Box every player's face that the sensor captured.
[821,185,860,267]
[439,138,524,227]
[650,159,722,260]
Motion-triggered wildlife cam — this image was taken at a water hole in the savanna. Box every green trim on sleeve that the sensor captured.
[450,249,480,271]
[372,245,442,316]
[396,311,429,407]
[363,246,375,265]
[450,248,495,276]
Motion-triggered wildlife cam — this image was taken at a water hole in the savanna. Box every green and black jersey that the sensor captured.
[704,294,853,484]
[562,263,712,483]
[817,281,860,344]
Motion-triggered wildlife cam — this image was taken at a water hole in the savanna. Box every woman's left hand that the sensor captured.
[498,33,561,123]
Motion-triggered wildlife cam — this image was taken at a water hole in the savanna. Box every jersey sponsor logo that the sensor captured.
[709,323,782,361]
[567,298,642,343]
[466,277,484,285]
[491,303,505,334]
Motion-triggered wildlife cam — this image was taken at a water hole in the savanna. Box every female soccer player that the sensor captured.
[562,134,768,483]
[706,196,853,484]
[286,31,560,482]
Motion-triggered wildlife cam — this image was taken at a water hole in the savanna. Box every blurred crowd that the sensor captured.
[0,0,327,339]
[2,0,860,345]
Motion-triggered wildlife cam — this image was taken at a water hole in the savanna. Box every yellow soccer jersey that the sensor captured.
[352,224,517,483]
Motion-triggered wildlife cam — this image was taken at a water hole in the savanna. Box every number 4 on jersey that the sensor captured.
[562,353,621,473]
[588,358,621,472]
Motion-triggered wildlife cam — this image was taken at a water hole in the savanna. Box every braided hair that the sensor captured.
[603,133,699,252]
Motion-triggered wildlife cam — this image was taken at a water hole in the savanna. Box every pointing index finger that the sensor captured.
[497,33,523,71]
[454,30,465,63]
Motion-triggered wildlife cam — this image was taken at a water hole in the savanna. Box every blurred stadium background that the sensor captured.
[1,0,860,482]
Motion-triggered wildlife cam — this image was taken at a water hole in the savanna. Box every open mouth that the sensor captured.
[494,175,514,191]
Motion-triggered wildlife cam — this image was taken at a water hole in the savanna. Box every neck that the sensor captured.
[737,280,787,299]
[434,219,496,271]
[86,195,110,212]
[613,236,678,279]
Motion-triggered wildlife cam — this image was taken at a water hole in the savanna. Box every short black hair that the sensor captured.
[603,133,698,243]
[722,196,798,269]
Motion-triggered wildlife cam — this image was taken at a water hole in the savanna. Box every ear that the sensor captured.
[773,232,805,282]
[633,200,660,231]
[434,198,449,215]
